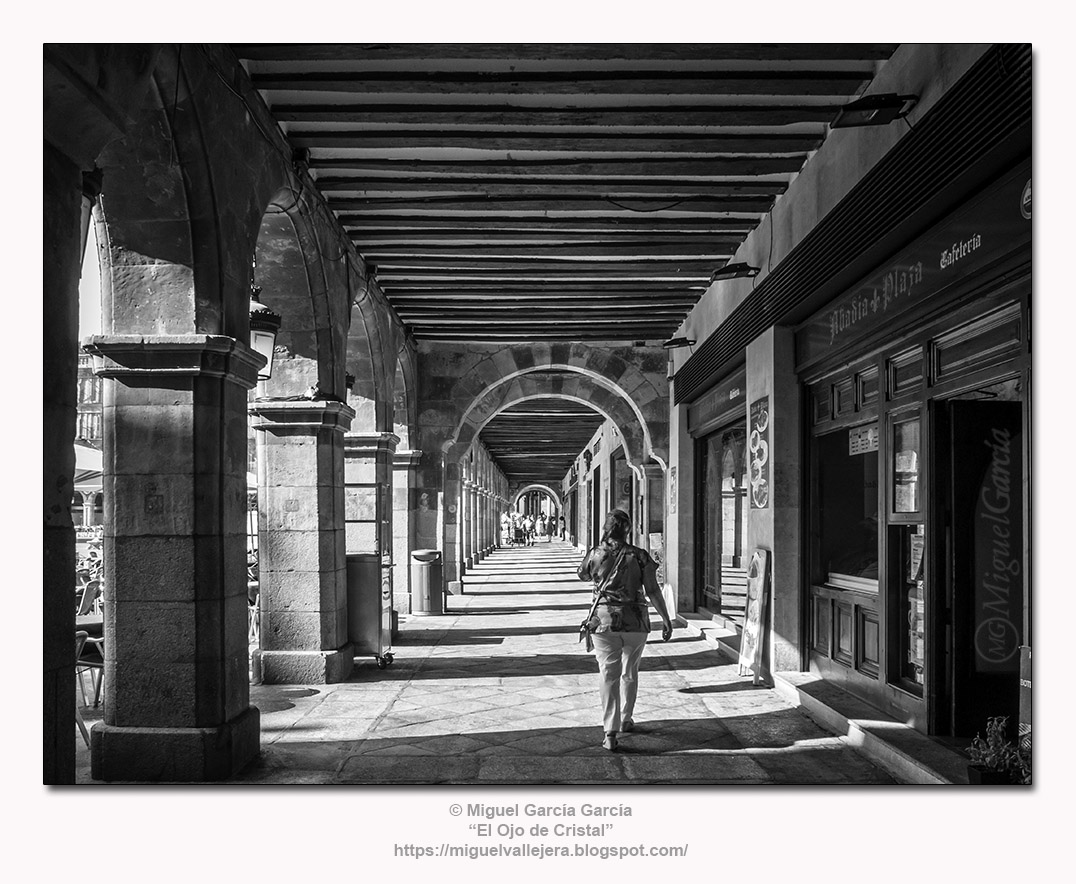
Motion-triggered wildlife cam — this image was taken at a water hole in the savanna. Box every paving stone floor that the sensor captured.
[75,541,898,785]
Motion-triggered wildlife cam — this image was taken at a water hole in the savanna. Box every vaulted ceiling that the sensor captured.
[232,43,899,344]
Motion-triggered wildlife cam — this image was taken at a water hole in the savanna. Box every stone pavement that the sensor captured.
[75,541,897,785]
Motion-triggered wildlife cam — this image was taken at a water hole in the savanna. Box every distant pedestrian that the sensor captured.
[559,516,566,540]
[524,514,536,546]
[577,508,673,751]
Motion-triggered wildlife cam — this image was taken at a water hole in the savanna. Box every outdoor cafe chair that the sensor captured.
[74,631,91,747]
[77,634,105,708]
[75,572,102,617]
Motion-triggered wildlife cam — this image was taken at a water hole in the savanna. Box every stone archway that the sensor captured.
[512,484,563,511]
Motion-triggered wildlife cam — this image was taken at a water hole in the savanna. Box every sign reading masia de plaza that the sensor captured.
[796,160,1031,368]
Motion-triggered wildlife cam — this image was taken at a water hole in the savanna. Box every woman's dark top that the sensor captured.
[577,542,657,634]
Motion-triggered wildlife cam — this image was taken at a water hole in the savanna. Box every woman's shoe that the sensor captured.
[621,719,634,733]
[602,733,618,751]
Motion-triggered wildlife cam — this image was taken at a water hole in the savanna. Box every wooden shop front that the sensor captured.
[795,158,1031,738]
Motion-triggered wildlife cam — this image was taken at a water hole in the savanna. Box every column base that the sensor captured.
[257,647,355,685]
[447,580,464,595]
[90,705,260,782]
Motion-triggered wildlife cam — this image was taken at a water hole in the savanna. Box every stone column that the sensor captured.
[476,483,485,558]
[43,143,82,784]
[248,401,356,685]
[462,479,474,570]
[746,326,803,676]
[392,450,420,614]
[442,461,461,589]
[84,335,262,781]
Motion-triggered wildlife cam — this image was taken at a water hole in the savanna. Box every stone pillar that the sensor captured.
[84,335,262,781]
[43,143,82,785]
[248,401,356,685]
[462,479,474,570]
[442,461,461,589]
[746,326,803,676]
[392,450,420,614]
[476,484,485,557]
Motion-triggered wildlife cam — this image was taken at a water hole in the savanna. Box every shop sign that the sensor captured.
[797,161,1032,367]
[749,397,770,509]
[688,367,747,435]
[738,549,770,684]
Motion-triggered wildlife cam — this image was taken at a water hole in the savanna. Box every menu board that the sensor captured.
[738,549,770,684]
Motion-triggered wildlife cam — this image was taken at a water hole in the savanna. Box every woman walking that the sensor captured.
[577,509,673,751]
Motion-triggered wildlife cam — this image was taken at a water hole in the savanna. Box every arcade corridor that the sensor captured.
[46,44,1031,786]
[76,541,895,784]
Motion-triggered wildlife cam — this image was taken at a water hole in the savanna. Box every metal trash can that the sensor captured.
[410,549,443,615]
[347,553,394,669]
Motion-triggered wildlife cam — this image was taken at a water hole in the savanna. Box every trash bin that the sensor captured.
[410,549,443,615]
[347,553,394,668]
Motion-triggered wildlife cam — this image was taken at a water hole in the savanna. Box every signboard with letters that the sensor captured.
[738,549,770,684]
[688,366,747,435]
[796,160,1032,369]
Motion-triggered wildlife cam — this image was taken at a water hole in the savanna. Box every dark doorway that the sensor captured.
[935,390,1024,738]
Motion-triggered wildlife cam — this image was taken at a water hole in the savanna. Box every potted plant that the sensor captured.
[966,716,1031,785]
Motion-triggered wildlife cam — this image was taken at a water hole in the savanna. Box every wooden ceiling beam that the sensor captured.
[389,301,699,311]
[313,157,807,175]
[362,243,734,259]
[372,262,717,275]
[275,105,840,126]
[292,131,822,152]
[253,72,870,96]
[331,197,774,213]
[351,231,746,244]
[341,216,757,232]
[382,285,704,296]
[412,331,676,341]
[320,180,788,198]
[234,44,898,63]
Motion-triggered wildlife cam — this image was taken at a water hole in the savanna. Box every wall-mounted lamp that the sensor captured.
[710,263,760,283]
[662,336,696,350]
[831,93,918,129]
[345,372,356,395]
[249,283,282,381]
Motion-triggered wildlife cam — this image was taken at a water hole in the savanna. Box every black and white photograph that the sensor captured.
[28,20,1071,880]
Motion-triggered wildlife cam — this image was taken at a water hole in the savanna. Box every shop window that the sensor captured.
[814,425,879,592]
[700,425,748,622]
[892,415,921,515]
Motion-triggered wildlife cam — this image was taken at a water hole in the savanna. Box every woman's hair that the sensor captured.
[601,508,632,546]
